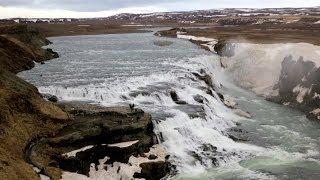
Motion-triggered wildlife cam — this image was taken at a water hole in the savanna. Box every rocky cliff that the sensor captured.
[0,25,59,74]
[0,25,67,179]
[221,43,320,121]
[268,55,320,121]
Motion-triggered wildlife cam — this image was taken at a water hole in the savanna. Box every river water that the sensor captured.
[19,31,320,180]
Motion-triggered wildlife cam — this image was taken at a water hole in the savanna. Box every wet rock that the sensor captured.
[217,92,225,101]
[51,102,154,146]
[120,95,129,100]
[214,39,235,57]
[170,91,179,102]
[223,96,237,109]
[175,100,187,105]
[175,104,205,119]
[133,161,171,180]
[206,88,214,96]
[232,109,252,118]
[24,102,162,178]
[129,90,151,97]
[201,144,217,152]
[148,154,158,160]
[44,48,59,60]
[42,93,58,102]
[226,127,248,141]
[170,90,187,105]
[189,151,203,163]
[193,94,205,103]
[192,72,214,88]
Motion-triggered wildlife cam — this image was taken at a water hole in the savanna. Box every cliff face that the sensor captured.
[268,56,320,120]
[224,44,320,121]
[0,25,68,179]
[0,25,58,74]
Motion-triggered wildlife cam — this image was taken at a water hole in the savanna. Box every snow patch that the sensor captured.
[293,85,310,103]
[314,20,320,24]
[313,93,320,99]
[61,145,167,180]
[310,109,320,120]
[63,145,94,157]
[108,140,139,148]
[177,34,216,42]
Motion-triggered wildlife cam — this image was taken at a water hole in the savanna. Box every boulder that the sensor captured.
[148,154,158,160]
[193,94,204,103]
[223,96,237,109]
[192,72,214,88]
[226,127,248,142]
[133,161,171,180]
[42,93,58,102]
[232,109,252,119]
[170,90,187,105]
[44,48,59,60]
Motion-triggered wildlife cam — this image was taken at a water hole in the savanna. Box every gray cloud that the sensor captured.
[0,0,178,11]
[0,0,319,12]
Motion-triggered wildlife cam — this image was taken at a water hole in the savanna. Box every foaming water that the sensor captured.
[19,32,320,179]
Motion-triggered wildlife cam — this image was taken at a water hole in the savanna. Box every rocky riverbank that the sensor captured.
[156,28,320,121]
[0,25,171,180]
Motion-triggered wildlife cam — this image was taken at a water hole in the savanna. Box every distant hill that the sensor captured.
[1,7,319,25]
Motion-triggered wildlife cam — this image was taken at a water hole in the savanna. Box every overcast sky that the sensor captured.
[0,0,319,18]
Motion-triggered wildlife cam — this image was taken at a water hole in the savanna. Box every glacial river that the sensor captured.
[19,31,320,180]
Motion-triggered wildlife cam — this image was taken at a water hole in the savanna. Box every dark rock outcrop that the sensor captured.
[0,25,59,74]
[214,39,235,57]
[51,102,154,146]
[226,127,249,142]
[154,28,186,38]
[24,102,173,179]
[42,93,59,102]
[192,71,214,88]
[268,55,320,121]
[193,94,205,103]
[133,161,171,180]
[170,90,187,105]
